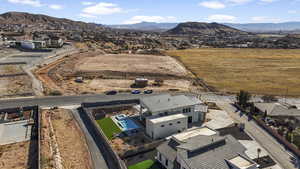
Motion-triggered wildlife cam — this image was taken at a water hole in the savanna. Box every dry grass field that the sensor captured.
[167,48,300,96]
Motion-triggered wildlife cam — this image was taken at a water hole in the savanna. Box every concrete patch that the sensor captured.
[203,109,234,129]
[0,120,32,145]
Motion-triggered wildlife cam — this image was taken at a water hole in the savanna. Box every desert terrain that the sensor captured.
[0,64,33,97]
[0,141,30,169]
[36,51,198,95]
[167,48,300,96]
[41,108,92,169]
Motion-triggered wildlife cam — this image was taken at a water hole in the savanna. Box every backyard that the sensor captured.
[167,48,300,96]
[128,160,162,169]
[96,117,122,140]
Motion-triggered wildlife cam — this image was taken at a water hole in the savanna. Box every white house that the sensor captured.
[156,127,258,169]
[140,94,208,124]
[21,41,35,49]
[146,114,188,140]
[140,94,208,139]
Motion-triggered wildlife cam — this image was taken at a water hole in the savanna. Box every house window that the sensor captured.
[177,121,181,124]
[165,159,168,166]
[161,125,165,127]
[169,123,173,126]
[159,152,162,161]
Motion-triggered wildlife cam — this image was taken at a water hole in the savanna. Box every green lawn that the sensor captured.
[128,160,162,169]
[96,117,122,140]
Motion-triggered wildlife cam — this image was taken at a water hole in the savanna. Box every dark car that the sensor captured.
[105,90,117,95]
[131,90,141,94]
[144,90,153,94]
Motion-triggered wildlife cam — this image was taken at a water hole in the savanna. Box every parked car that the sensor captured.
[105,90,117,95]
[131,90,141,94]
[144,90,153,94]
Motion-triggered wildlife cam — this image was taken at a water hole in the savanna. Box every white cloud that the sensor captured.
[49,4,63,10]
[251,16,281,23]
[79,13,97,18]
[123,16,177,24]
[288,10,297,14]
[7,0,42,7]
[81,1,95,6]
[199,1,226,9]
[207,14,237,22]
[227,0,252,4]
[81,2,123,16]
[260,0,276,3]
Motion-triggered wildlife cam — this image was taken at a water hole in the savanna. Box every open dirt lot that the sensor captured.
[0,141,30,169]
[167,48,300,96]
[36,51,198,95]
[41,109,92,169]
[77,54,188,76]
[0,64,33,97]
[0,75,33,97]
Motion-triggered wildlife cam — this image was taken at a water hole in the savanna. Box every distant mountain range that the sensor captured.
[109,21,300,33]
[226,22,300,33]
[109,22,178,32]
[167,22,248,36]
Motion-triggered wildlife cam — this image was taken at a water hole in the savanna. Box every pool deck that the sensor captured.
[111,115,140,132]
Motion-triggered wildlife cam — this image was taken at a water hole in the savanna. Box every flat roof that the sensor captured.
[229,155,255,169]
[173,127,217,142]
[141,94,202,113]
[149,114,187,124]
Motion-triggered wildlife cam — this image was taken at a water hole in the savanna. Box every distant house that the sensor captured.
[49,36,63,48]
[156,127,258,169]
[20,41,35,49]
[254,102,300,117]
[139,94,208,139]
[254,102,300,126]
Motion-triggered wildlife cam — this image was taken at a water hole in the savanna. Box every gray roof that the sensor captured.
[140,94,201,113]
[157,134,251,169]
[157,139,178,162]
[255,102,300,117]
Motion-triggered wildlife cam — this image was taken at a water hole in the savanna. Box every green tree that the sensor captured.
[237,90,252,108]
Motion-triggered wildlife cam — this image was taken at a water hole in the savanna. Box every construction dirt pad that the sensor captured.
[41,109,92,169]
[36,51,200,95]
[0,141,30,169]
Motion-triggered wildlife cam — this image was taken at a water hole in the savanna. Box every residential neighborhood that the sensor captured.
[2,1,300,169]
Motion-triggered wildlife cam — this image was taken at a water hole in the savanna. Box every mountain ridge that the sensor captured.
[108,21,300,33]
[0,11,107,31]
[166,22,248,35]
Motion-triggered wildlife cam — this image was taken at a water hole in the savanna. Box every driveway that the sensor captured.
[217,102,299,169]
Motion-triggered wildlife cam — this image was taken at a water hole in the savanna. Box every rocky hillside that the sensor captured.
[167,22,248,36]
[0,12,106,31]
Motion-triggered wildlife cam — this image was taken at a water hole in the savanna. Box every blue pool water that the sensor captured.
[114,114,139,132]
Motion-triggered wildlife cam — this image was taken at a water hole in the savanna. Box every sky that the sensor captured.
[0,0,300,24]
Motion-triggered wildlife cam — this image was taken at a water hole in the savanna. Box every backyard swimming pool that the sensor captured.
[113,114,140,133]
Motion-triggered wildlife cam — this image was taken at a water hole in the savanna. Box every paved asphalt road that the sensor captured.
[0,93,158,109]
[217,102,299,169]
